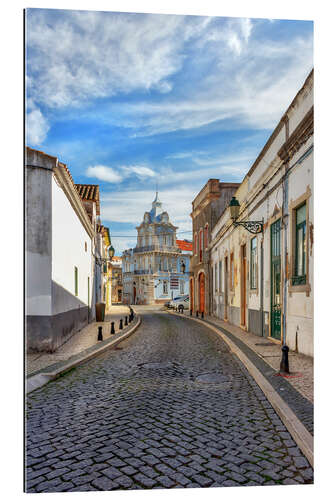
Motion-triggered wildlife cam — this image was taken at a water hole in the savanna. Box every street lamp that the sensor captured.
[229,196,263,234]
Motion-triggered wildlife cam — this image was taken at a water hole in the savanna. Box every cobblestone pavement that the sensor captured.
[25,308,313,493]
[26,305,130,375]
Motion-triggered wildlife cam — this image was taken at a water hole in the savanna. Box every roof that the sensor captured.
[176,239,193,251]
[75,184,100,215]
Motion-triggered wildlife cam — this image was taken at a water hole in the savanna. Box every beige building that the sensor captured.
[111,256,123,304]
[210,70,313,357]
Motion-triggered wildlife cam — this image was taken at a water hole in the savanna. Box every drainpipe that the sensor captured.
[282,119,289,348]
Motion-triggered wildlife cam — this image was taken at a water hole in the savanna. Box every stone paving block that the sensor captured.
[35,478,63,492]
[92,476,120,490]
[133,473,156,488]
[45,467,71,480]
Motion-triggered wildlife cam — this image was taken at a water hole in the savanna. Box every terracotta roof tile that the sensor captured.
[75,184,100,215]
[176,239,193,251]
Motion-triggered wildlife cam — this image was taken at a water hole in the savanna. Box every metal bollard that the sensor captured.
[119,319,123,330]
[280,345,290,374]
[190,309,192,316]
[201,311,204,319]
[196,310,199,317]
[129,314,132,323]
[125,316,128,326]
[98,326,103,341]
[110,322,115,335]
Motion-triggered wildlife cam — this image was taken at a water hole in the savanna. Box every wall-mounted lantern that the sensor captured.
[229,197,263,234]
[180,261,186,274]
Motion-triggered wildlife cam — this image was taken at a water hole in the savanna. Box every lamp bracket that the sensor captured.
[233,219,264,234]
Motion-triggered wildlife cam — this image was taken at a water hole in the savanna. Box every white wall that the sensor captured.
[52,176,93,313]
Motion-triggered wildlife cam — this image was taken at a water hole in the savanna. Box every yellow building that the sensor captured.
[102,227,113,311]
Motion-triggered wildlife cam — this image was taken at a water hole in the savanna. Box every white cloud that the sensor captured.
[86,165,123,183]
[86,164,156,183]
[26,10,210,109]
[26,108,50,145]
[122,165,156,178]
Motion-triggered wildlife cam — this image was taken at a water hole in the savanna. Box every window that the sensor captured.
[74,266,78,296]
[204,225,208,249]
[230,253,234,290]
[292,203,306,285]
[194,233,197,255]
[219,260,222,292]
[250,237,258,289]
[163,280,168,294]
[214,263,218,292]
[180,280,184,294]
[199,229,203,262]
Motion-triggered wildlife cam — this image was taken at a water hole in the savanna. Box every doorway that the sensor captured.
[198,272,205,313]
[240,244,246,326]
[270,219,281,340]
[224,256,228,320]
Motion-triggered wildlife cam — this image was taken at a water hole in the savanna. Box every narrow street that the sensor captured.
[26,308,313,492]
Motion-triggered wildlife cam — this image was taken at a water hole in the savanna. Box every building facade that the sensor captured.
[122,194,191,305]
[110,256,123,304]
[210,70,313,357]
[190,179,240,315]
[26,148,95,352]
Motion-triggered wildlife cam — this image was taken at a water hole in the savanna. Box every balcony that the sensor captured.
[133,245,181,254]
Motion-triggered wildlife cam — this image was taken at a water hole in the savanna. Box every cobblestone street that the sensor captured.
[26,308,313,492]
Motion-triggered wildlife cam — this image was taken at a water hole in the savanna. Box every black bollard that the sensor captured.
[196,310,199,317]
[119,319,123,330]
[110,322,115,335]
[129,314,132,323]
[190,309,192,316]
[98,326,103,341]
[201,311,204,319]
[125,316,128,326]
[280,345,290,374]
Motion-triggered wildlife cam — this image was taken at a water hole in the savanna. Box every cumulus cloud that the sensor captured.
[26,10,211,109]
[86,165,123,183]
[26,107,50,145]
[85,164,156,183]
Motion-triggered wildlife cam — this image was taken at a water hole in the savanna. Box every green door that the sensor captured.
[271,219,281,340]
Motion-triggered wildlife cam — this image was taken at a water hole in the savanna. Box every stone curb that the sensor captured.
[26,315,141,395]
[169,310,314,468]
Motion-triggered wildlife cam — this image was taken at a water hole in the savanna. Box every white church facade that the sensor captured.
[122,193,192,305]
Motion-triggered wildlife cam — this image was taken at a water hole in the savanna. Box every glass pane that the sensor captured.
[296,204,306,224]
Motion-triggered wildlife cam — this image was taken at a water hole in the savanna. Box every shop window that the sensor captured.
[292,203,307,285]
[230,253,234,290]
[250,237,258,289]
[163,280,168,294]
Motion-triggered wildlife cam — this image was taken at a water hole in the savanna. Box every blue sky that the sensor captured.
[25,9,313,255]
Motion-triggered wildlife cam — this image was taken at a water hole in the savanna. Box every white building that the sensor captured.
[210,70,313,357]
[26,148,96,352]
[122,194,191,305]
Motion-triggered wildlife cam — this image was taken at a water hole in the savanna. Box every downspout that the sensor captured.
[282,118,290,346]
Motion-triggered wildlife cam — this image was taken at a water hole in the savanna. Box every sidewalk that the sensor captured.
[171,309,313,438]
[26,304,131,376]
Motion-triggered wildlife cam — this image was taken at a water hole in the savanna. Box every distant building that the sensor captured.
[110,256,123,304]
[190,179,240,315]
[122,193,192,305]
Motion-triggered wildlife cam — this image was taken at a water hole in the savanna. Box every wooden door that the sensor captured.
[199,273,205,313]
[271,219,281,340]
[190,279,194,312]
[224,256,228,320]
